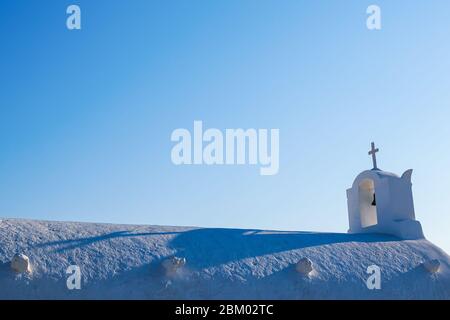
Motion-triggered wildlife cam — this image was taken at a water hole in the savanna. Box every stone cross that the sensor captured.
[368,142,379,169]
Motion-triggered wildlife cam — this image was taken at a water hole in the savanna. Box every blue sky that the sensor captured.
[1,1,449,253]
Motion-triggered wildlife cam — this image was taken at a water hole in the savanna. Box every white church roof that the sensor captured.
[0,218,449,299]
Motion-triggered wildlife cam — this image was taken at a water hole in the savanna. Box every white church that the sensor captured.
[1,142,448,300]
[347,142,424,240]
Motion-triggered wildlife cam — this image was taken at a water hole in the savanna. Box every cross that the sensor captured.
[368,142,379,169]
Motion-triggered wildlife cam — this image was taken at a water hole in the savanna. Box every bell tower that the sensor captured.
[346,143,424,240]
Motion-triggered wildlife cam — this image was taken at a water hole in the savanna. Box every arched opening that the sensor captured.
[359,179,378,228]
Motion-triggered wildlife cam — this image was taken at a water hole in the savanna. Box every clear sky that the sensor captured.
[1,1,449,253]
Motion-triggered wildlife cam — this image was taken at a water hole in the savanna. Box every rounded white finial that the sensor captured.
[296,257,314,275]
[11,253,32,273]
